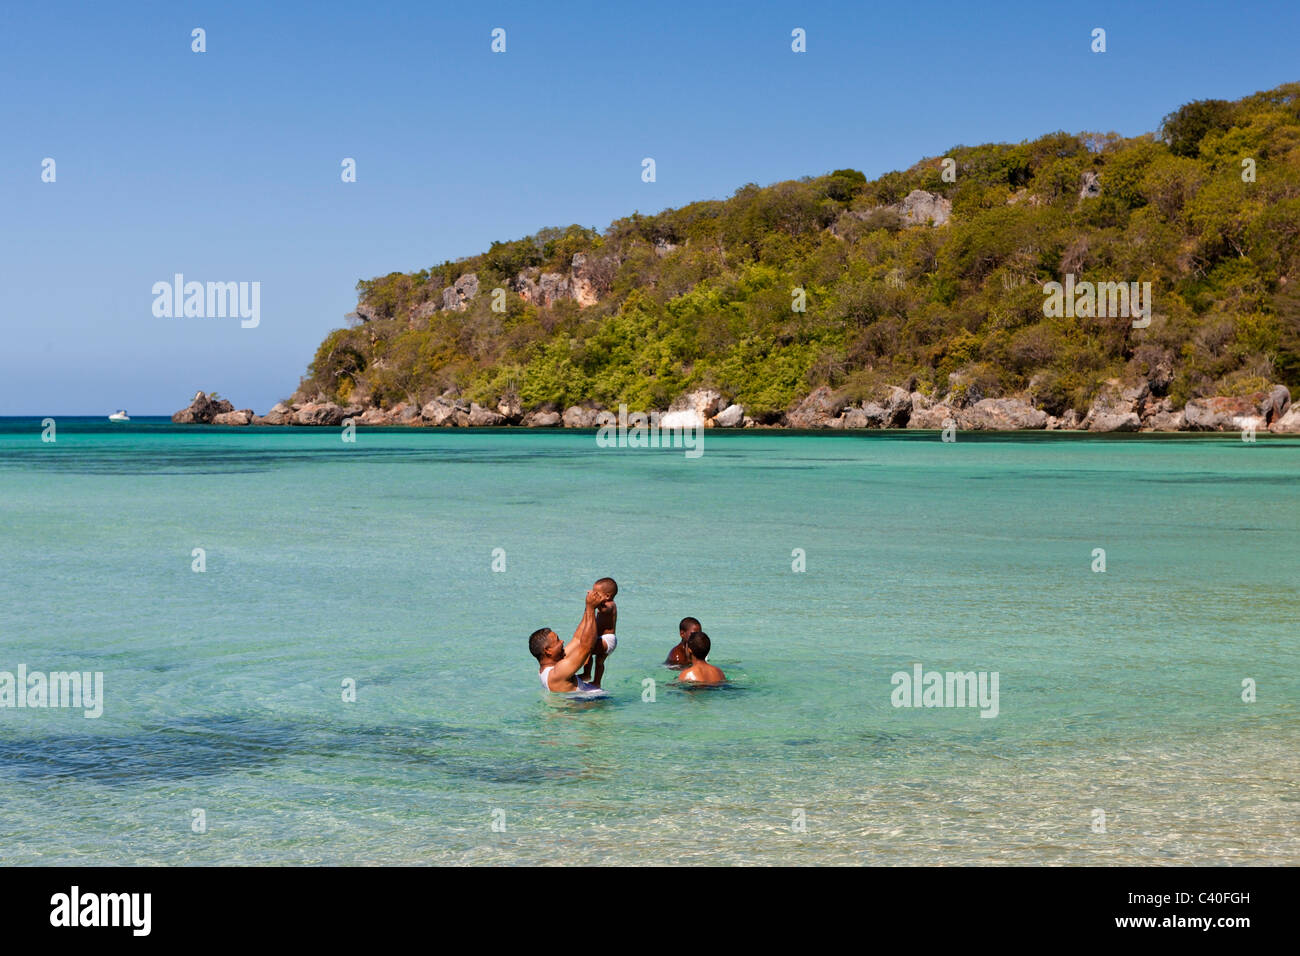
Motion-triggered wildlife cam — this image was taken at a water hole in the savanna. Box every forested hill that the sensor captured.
[298,83,1300,423]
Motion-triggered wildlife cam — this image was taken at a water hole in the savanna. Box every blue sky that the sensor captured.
[2,0,1296,414]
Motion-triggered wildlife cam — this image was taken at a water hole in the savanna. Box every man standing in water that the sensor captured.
[529,587,607,693]
[665,616,702,667]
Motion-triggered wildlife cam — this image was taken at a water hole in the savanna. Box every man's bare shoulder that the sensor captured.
[681,663,726,684]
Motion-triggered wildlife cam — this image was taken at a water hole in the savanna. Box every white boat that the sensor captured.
[108,410,130,423]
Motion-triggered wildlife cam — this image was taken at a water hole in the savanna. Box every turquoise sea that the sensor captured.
[0,418,1296,865]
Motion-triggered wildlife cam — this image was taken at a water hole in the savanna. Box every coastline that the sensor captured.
[165,382,1300,435]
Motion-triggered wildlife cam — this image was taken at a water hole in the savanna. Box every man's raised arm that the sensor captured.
[551,588,605,681]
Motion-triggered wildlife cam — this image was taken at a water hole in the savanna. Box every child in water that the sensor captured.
[665,616,701,667]
[578,577,618,688]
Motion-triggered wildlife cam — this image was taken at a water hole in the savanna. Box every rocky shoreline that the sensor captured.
[171,381,1300,434]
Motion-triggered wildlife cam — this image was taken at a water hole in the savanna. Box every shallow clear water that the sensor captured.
[1,418,1296,864]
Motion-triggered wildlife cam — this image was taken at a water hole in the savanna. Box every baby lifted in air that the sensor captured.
[578,577,618,688]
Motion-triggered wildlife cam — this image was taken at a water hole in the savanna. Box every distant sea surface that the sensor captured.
[1,417,1296,864]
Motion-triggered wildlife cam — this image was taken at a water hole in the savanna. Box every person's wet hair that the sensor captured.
[528,628,553,661]
[595,577,618,597]
[686,631,710,660]
[679,616,701,635]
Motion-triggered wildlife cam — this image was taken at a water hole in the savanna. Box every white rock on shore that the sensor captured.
[1270,405,1300,433]
[212,409,255,426]
[523,410,562,427]
[960,398,1048,430]
[658,409,704,429]
[1082,381,1141,432]
[562,406,602,428]
[669,388,725,421]
[713,403,744,428]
